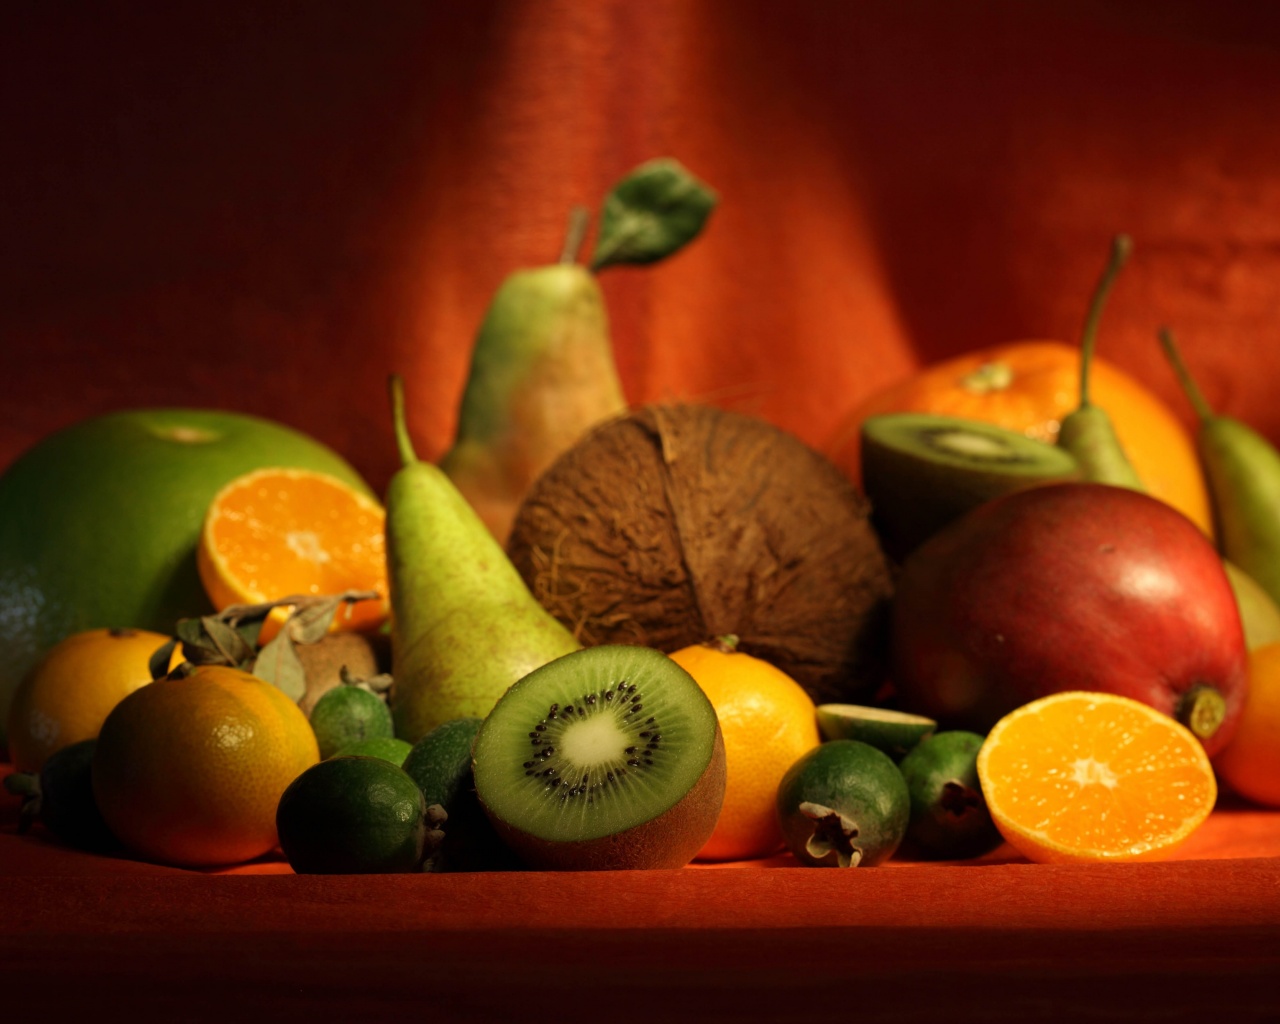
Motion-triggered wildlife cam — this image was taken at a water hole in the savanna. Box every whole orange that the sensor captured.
[92,664,320,867]
[6,627,173,773]
[670,637,821,861]
[1215,642,1280,808]
[824,341,1212,536]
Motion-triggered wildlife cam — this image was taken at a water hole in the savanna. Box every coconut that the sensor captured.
[505,403,894,704]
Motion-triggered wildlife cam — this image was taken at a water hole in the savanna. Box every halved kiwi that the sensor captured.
[471,645,726,870]
[860,412,1080,561]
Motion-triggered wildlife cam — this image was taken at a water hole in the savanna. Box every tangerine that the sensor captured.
[824,341,1212,535]
[1214,642,1280,808]
[670,636,821,861]
[197,467,389,642]
[92,664,320,867]
[6,627,174,772]
[976,691,1217,864]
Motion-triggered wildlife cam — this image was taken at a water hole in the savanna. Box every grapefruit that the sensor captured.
[0,408,371,750]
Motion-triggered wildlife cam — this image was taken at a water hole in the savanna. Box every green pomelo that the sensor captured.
[0,408,370,748]
[276,755,428,874]
[775,739,909,867]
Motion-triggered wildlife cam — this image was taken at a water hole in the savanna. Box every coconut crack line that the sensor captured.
[519,680,666,815]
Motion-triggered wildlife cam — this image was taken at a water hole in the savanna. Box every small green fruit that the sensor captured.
[402,717,521,871]
[775,740,909,867]
[309,685,394,759]
[898,731,1002,860]
[276,755,430,873]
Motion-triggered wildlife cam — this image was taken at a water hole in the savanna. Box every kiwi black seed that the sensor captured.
[472,645,725,871]
[859,412,1081,562]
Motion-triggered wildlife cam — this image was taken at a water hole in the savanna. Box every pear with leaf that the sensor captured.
[386,375,581,744]
[440,158,718,541]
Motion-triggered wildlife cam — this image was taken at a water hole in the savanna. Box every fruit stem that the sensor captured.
[1176,684,1226,741]
[709,634,740,653]
[1078,234,1132,409]
[1157,327,1216,425]
[560,205,591,265]
[388,374,419,467]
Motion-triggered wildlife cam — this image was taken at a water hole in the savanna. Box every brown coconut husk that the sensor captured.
[505,403,894,704]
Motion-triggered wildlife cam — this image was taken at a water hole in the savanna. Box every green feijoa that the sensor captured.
[309,685,394,759]
[333,736,413,767]
[2,738,120,853]
[898,730,1002,860]
[402,718,522,872]
[815,703,936,759]
[775,740,909,868]
[276,755,431,874]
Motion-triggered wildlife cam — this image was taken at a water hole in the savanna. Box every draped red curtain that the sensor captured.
[4,1,1280,493]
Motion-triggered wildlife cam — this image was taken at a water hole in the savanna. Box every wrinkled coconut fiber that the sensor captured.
[506,403,894,704]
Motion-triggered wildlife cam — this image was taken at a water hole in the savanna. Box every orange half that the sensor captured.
[197,467,389,641]
[976,691,1217,865]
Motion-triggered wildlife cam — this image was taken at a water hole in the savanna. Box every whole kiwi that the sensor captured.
[506,403,894,704]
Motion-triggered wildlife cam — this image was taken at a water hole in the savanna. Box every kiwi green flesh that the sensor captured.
[472,645,720,847]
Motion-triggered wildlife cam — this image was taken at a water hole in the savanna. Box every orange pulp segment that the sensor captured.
[975,691,1217,864]
[197,467,389,641]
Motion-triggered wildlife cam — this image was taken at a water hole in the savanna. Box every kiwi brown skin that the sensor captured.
[295,632,384,718]
[479,727,726,871]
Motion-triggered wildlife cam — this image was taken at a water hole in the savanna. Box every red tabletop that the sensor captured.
[5,766,1279,1022]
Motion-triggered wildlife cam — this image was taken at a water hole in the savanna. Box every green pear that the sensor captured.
[439,258,625,543]
[386,375,581,744]
[1056,234,1145,490]
[440,159,717,543]
[1160,328,1280,610]
[1223,560,1280,651]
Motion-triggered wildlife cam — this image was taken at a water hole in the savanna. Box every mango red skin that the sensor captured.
[891,483,1248,757]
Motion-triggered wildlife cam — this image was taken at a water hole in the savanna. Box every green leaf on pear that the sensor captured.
[589,158,717,272]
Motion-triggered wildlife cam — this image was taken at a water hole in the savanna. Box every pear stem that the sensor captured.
[1157,327,1216,424]
[388,374,419,467]
[1078,234,1133,408]
[560,205,591,265]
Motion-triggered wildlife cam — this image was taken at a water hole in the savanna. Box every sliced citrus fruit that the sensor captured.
[197,467,389,641]
[976,691,1217,864]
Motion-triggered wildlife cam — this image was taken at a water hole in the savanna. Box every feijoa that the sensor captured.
[309,684,394,759]
[898,730,1002,860]
[775,740,909,867]
[3,738,120,853]
[402,718,520,871]
[276,755,433,873]
[815,703,936,759]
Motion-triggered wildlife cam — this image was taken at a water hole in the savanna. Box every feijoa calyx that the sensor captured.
[472,645,726,870]
[775,740,909,867]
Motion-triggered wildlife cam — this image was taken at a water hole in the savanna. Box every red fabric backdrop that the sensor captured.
[5,1,1280,494]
